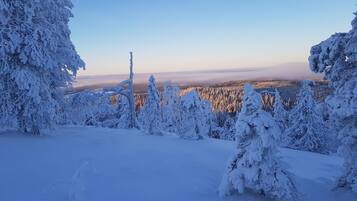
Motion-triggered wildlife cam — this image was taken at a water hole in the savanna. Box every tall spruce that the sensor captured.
[138,75,162,135]
[273,89,288,138]
[162,81,181,133]
[285,81,329,153]
[219,84,298,201]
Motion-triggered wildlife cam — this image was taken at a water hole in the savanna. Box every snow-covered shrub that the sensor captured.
[138,75,163,135]
[61,91,116,127]
[219,83,299,201]
[61,91,96,125]
[309,12,357,192]
[84,95,117,127]
[285,81,330,153]
[210,126,224,139]
[0,0,85,134]
[92,94,133,129]
[179,90,213,140]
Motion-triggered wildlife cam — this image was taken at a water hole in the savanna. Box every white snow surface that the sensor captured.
[0,127,355,201]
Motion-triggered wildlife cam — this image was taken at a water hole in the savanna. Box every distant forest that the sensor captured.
[133,80,331,115]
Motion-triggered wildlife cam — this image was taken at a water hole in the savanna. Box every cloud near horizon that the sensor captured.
[74,62,322,88]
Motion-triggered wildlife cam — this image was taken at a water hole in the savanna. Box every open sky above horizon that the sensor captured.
[70,0,356,76]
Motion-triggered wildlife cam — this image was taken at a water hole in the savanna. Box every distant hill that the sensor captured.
[73,62,322,91]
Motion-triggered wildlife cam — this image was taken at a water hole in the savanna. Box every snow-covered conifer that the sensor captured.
[273,89,288,142]
[179,90,212,140]
[221,116,236,141]
[0,0,84,134]
[219,84,298,201]
[138,75,162,135]
[309,12,357,192]
[113,95,131,129]
[162,81,181,133]
[201,99,214,136]
[285,81,329,153]
[316,102,339,153]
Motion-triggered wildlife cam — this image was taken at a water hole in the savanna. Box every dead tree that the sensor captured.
[105,52,137,128]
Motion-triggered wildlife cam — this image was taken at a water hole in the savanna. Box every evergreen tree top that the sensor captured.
[242,83,261,113]
[0,0,85,76]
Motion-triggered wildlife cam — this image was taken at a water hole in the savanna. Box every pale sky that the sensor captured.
[69,0,356,76]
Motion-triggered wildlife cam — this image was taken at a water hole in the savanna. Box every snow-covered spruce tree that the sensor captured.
[138,75,163,135]
[210,112,227,139]
[309,12,357,192]
[221,116,236,141]
[201,99,214,136]
[219,84,298,201]
[162,81,181,133]
[0,0,84,134]
[285,80,329,153]
[179,90,212,140]
[273,89,288,142]
[112,95,131,129]
[315,101,339,153]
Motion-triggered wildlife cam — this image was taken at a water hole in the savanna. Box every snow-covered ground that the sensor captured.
[0,127,355,201]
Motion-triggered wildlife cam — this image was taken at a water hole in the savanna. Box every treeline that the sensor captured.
[134,80,331,114]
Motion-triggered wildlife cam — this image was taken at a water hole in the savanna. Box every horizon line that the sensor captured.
[77,61,309,77]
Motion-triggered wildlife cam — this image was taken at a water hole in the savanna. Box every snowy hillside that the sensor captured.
[0,127,355,201]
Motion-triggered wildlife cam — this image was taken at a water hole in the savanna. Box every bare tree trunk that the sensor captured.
[128,52,137,128]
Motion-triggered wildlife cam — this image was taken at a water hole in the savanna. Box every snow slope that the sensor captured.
[0,127,355,201]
